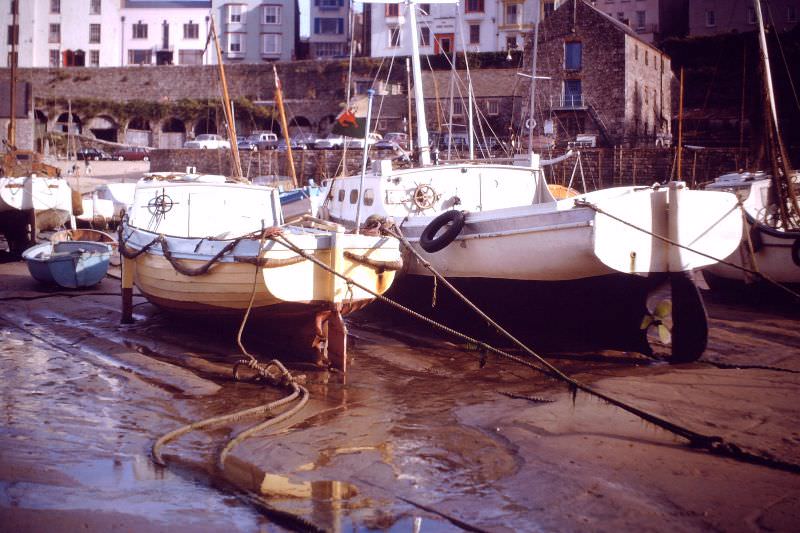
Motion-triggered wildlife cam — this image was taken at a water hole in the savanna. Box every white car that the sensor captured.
[183,134,231,150]
[313,134,346,150]
[344,132,382,149]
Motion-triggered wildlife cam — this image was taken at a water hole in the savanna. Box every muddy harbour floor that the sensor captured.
[1,252,799,532]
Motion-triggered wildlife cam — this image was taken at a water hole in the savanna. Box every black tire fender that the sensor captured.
[791,238,800,267]
[419,210,466,253]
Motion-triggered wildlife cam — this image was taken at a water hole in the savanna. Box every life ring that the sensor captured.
[419,210,466,253]
[792,238,800,267]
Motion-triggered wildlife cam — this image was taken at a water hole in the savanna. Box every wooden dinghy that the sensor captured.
[22,237,113,289]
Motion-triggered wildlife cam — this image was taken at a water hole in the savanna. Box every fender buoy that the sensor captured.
[792,238,800,267]
[419,210,466,253]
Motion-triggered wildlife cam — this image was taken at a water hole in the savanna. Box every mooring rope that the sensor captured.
[269,225,800,475]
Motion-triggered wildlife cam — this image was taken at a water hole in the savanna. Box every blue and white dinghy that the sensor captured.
[23,229,115,288]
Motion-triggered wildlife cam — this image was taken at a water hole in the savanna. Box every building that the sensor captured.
[369,0,540,58]
[212,0,298,62]
[530,0,673,146]
[595,0,689,43]
[689,0,799,37]
[0,0,299,68]
[308,0,350,59]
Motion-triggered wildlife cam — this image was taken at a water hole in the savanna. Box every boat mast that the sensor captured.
[405,0,431,165]
[527,7,540,156]
[753,0,799,228]
[273,66,298,189]
[7,2,17,150]
[209,16,243,181]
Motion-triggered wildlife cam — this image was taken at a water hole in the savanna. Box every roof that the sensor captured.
[421,69,525,99]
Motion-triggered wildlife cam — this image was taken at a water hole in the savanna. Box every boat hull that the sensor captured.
[22,241,112,288]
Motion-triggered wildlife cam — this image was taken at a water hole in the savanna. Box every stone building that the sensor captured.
[528,0,673,147]
[688,0,799,37]
[595,0,689,43]
[308,0,350,59]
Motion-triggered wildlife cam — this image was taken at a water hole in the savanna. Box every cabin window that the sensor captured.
[349,189,359,204]
[363,189,375,206]
[338,189,345,202]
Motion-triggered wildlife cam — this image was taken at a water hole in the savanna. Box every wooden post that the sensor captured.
[121,256,135,324]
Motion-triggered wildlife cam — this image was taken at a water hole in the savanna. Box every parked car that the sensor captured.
[237,138,259,152]
[345,132,382,150]
[275,136,309,151]
[313,134,346,150]
[77,147,112,161]
[293,132,319,146]
[114,146,151,161]
[183,134,231,150]
[245,132,279,151]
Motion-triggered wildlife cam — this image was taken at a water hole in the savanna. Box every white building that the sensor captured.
[212,0,298,62]
[368,0,539,58]
[309,0,349,59]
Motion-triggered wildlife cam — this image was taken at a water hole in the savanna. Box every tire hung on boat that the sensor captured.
[420,210,466,253]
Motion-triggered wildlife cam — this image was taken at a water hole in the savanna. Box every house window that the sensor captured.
[635,10,645,29]
[315,42,344,57]
[50,0,60,14]
[132,22,148,39]
[469,24,480,44]
[747,7,756,24]
[179,49,203,64]
[505,3,520,25]
[90,0,101,15]
[128,49,151,65]
[420,27,430,46]
[228,33,244,53]
[63,49,85,66]
[184,22,199,39]
[565,41,581,70]
[7,24,18,45]
[486,99,499,116]
[317,0,341,8]
[49,23,60,44]
[49,49,60,67]
[229,5,244,23]
[262,33,280,54]
[389,26,401,47]
[452,100,464,116]
[564,80,582,108]
[386,4,399,16]
[419,3,431,15]
[314,18,344,34]
[10,0,18,15]
[90,49,99,66]
[465,0,484,14]
[89,24,101,44]
[705,10,716,27]
[263,5,281,24]
[789,6,797,23]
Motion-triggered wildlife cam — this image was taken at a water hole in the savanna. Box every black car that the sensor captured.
[77,147,112,161]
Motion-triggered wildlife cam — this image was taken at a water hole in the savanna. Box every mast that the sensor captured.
[8,3,18,149]
[753,0,799,228]
[210,17,243,181]
[274,66,298,189]
[527,8,540,156]
[405,1,431,165]
[677,68,684,181]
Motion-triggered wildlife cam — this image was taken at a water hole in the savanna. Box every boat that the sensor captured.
[702,0,800,293]
[118,19,401,371]
[78,183,137,228]
[22,229,114,288]
[318,0,744,361]
[119,173,401,369]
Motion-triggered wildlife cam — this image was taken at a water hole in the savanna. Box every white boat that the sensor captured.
[704,172,800,289]
[120,173,401,369]
[78,183,137,227]
[701,0,800,292]
[318,0,744,361]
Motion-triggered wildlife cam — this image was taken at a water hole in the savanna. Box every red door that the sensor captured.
[434,33,454,55]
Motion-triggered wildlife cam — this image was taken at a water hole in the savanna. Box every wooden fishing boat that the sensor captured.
[119,173,400,370]
[22,234,113,288]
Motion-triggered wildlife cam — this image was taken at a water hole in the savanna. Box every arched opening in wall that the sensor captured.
[126,116,152,147]
[87,115,118,142]
[34,110,48,153]
[160,117,186,149]
[289,115,313,136]
[318,114,337,134]
[55,112,82,134]
[194,117,217,136]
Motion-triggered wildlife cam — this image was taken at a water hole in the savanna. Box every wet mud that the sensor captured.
[1,257,800,531]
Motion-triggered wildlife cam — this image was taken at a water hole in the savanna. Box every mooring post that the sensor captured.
[121,256,135,324]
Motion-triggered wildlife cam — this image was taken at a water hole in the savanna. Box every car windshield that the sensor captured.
[196,134,216,141]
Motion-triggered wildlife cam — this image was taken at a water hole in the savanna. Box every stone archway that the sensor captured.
[125,116,152,146]
[55,112,82,134]
[194,116,218,136]
[159,117,186,149]
[289,115,313,136]
[87,115,118,142]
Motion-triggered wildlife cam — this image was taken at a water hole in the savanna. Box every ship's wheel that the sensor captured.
[147,193,176,215]
[412,183,437,210]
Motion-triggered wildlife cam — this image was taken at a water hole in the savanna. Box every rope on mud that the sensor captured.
[270,226,800,475]
[575,198,800,302]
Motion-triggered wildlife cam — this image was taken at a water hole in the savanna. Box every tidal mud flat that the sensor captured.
[1,258,799,532]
